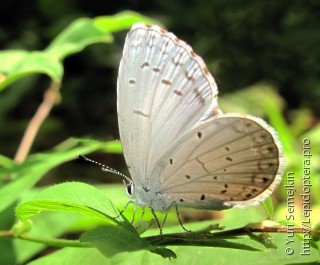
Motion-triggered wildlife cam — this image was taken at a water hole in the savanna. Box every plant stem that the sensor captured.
[14,81,61,164]
[0,229,91,248]
[145,224,315,243]
[18,234,91,248]
[209,226,310,237]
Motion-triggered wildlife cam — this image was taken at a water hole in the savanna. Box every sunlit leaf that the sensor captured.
[16,182,129,229]
[0,51,63,90]
[46,18,113,60]
[0,138,107,212]
[94,11,162,33]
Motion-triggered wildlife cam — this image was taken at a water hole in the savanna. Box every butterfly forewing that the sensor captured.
[153,114,285,210]
[117,23,219,186]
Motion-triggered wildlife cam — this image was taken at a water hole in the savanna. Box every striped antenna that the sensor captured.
[78,154,132,184]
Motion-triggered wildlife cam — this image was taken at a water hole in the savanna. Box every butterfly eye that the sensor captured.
[124,180,134,197]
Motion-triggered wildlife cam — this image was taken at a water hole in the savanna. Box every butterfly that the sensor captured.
[116,23,285,231]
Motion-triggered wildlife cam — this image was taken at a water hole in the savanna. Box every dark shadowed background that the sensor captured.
[1,1,319,263]
[1,0,319,160]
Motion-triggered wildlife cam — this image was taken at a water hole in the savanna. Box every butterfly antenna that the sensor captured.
[78,154,132,184]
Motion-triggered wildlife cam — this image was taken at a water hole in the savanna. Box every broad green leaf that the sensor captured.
[26,232,320,265]
[14,211,80,264]
[46,18,112,60]
[14,184,125,264]
[27,248,109,265]
[16,182,129,229]
[94,11,162,33]
[144,223,263,253]
[22,205,320,263]
[0,51,63,90]
[148,235,261,252]
[0,50,28,73]
[80,226,176,259]
[0,154,14,171]
[0,138,106,212]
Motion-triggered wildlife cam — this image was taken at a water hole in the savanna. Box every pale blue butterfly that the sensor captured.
[116,23,285,232]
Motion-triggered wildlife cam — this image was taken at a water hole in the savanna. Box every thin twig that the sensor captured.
[145,224,314,243]
[14,81,61,164]
[209,226,311,237]
[0,224,317,249]
[0,229,91,248]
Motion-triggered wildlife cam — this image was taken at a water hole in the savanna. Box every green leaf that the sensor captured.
[26,233,320,265]
[14,211,80,264]
[100,140,123,153]
[0,14,135,90]
[0,50,28,73]
[0,154,14,170]
[247,232,277,249]
[80,226,176,259]
[262,197,274,218]
[12,219,33,236]
[93,11,162,33]
[0,51,63,90]
[46,18,113,60]
[0,138,106,212]
[27,248,109,265]
[15,182,131,228]
[145,224,262,252]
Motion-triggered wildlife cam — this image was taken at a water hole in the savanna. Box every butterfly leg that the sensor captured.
[140,206,145,220]
[115,200,134,218]
[131,204,137,224]
[174,203,191,232]
[150,207,162,235]
[161,209,169,230]
[134,206,146,229]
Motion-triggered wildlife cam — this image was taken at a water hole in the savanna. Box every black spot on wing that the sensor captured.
[161,79,172,85]
[141,62,150,68]
[133,110,150,117]
[174,90,183,96]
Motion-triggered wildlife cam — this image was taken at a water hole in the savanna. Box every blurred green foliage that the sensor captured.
[0,1,319,155]
[0,1,319,264]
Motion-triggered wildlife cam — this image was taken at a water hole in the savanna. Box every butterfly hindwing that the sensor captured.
[153,114,285,210]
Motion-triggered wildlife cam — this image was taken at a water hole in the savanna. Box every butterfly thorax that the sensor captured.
[132,185,172,211]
